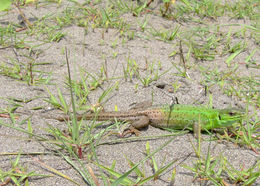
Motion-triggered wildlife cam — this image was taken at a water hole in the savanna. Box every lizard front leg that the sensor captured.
[121,116,150,137]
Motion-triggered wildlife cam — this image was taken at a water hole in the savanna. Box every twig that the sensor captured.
[179,40,187,76]
[14,2,32,28]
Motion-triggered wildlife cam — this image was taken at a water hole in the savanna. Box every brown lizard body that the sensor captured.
[51,108,165,130]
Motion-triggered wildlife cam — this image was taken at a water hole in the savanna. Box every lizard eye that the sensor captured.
[218,115,221,120]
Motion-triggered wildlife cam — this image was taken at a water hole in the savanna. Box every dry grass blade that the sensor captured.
[86,165,100,186]
[31,156,80,186]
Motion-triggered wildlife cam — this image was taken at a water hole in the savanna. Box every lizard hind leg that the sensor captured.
[131,116,150,129]
[121,116,150,137]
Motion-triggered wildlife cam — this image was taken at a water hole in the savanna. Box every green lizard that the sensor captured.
[50,104,244,135]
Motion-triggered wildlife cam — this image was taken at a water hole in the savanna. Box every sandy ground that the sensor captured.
[0,0,259,185]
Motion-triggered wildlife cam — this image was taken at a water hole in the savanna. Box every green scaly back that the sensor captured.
[160,104,244,130]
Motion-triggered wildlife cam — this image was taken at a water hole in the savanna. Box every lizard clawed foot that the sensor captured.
[119,126,140,137]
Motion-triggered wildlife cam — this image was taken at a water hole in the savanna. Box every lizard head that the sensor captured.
[218,108,245,127]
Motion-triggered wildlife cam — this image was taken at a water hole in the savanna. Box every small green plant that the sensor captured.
[44,49,119,162]
[149,26,179,42]
[0,60,52,85]
[183,152,259,185]
[96,139,178,185]
[123,57,140,82]
[171,81,181,93]
[132,2,147,16]
[189,41,216,61]
[139,18,148,32]
[44,87,69,113]
[0,153,49,185]
[111,38,118,48]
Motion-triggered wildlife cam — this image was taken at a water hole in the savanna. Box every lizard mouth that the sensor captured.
[218,108,245,126]
[219,115,244,127]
